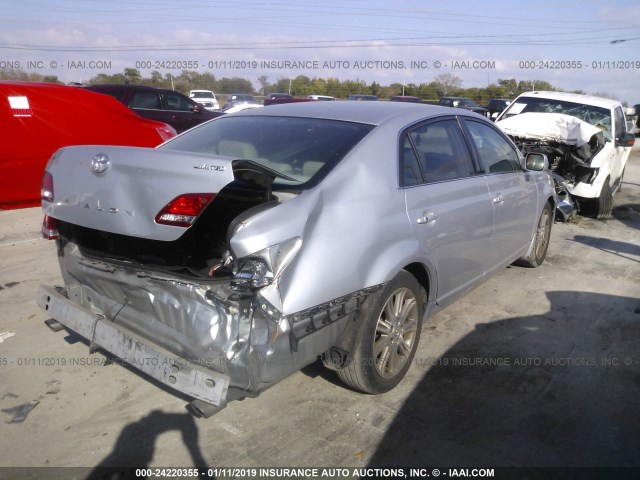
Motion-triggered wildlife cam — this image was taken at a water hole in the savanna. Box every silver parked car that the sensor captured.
[38,102,555,416]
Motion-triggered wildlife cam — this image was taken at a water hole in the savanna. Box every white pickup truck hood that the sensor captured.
[497,112,602,147]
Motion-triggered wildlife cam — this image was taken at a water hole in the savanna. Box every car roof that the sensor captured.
[514,91,621,109]
[229,100,476,125]
[85,84,157,90]
[158,88,187,95]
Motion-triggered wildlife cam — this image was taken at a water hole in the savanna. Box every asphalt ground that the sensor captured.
[0,145,638,479]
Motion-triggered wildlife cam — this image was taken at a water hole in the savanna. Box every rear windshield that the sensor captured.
[160,115,374,190]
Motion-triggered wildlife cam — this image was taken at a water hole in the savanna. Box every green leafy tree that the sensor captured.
[149,71,165,86]
[0,69,57,82]
[325,78,343,98]
[497,78,517,96]
[271,77,292,94]
[123,68,142,84]
[416,82,440,102]
[290,75,313,96]
[29,67,599,103]
[311,77,327,95]
[218,77,254,94]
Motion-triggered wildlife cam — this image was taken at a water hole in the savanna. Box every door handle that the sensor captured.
[492,194,504,204]
[417,211,437,224]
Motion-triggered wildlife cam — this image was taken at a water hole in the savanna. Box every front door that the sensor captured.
[462,119,538,271]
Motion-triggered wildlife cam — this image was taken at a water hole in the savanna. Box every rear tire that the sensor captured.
[337,271,423,394]
[593,179,613,219]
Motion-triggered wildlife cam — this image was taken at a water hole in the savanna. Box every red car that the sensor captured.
[1,82,176,209]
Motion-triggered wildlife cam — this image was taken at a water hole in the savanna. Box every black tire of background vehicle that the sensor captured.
[593,178,613,219]
[515,202,553,268]
[337,271,423,394]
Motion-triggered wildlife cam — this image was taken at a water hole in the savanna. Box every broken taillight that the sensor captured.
[41,171,54,202]
[155,193,215,227]
[41,215,59,240]
[232,257,273,291]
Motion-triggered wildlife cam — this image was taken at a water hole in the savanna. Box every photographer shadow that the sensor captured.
[367,291,640,469]
[86,410,210,479]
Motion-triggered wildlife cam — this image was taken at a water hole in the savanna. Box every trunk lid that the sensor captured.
[44,145,241,241]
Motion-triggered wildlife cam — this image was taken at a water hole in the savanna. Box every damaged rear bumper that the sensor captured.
[37,243,379,408]
[37,285,230,406]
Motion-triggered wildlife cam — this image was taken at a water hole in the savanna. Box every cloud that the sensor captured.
[1,21,638,102]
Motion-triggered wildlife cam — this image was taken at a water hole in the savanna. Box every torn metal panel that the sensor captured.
[553,174,577,222]
[37,285,230,406]
[284,285,383,352]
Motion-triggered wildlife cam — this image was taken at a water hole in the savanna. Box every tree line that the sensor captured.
[1,67,609,104]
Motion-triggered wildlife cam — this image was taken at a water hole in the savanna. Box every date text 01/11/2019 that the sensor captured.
[131,59,492,70]
[518,60,640,70]
[142,467,496,478]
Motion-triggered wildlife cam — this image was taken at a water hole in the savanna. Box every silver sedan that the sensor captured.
[38,101,556,416]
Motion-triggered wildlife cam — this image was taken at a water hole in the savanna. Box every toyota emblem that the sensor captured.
[90,153,110,174]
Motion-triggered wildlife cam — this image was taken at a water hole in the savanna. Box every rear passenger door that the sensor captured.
[162,91,201,132]
[402,118,494,306]
[462,119,538,272]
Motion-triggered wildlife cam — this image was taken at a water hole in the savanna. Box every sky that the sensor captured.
[1,0,639,103]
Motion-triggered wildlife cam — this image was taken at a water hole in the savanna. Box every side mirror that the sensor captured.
[192,104,202,113]
[626,121,634,134]
[525,153,549,171]
[616,132,635,147]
